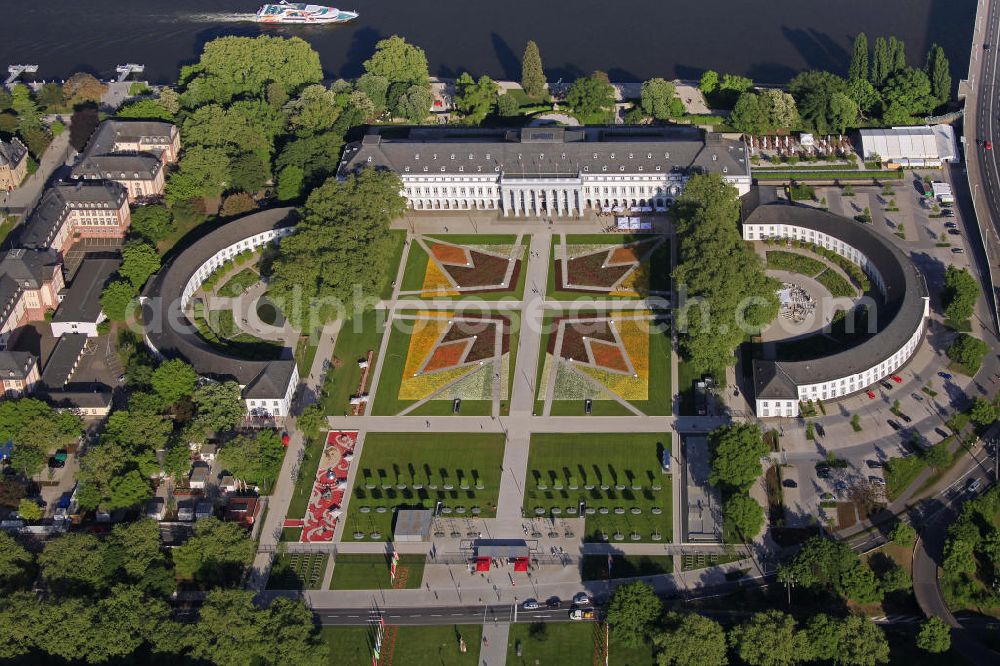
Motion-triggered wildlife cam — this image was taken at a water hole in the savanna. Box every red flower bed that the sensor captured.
[567,251,631,288]
[445,251,512,287]
[430,243,469,265]
[590,339,629,372]
[548,317,616,361]
[423,340,468,372]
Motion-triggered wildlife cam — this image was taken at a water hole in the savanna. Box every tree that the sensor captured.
[879,561,911,593]
[192,381,245,435]
[521,40,547,98]
[106,519,169,588]
[849,33,870,82]
[220,192,258,217]
[16,498,42,522]
[130,204,174,243]
[275,130,344,188]
[729,610,809,666]
[888,37,907,77]
[151,359,198,406]
[718,73,753,106]
[848,78,881,116]
[62,73,106,106]
[783,536,859,589]
[789,70,854,134]
[116,99,174,122]
[228,151,270,194]
[891,521,917,547]
[917,616,951,653]
[276,165,305,202]
[699,70,719,95]
[640,78,682,120]
[18,124,51,159]
[363,35,430,89]
[100,280,138,322]
[0,533,32,591]
[805,614,842,662]
[394,84,434,123]
[119,241,161,289]
[566,71,616,120]
[605,582,662,647]
[730,90,799,134]
[35,82,66,112]
[708,423,768,492]
[970,397,998,426]
[722,493,765,542]
[673,174,779,373]
[267,169,406,328]
[0,399,81,476]
[38,532,110,596]
[180,35,322,107]
[285,84,341,137]
[171,517,255,585]
[838,563,883,604]
[181,100,283,160]
[165,146,230,205]
[453,73,498,125]
[943,266,980,326]
[828,92,860,133]
[217,430,285,491]
[947,333,988,374]
[838,615,890,665]
[653,611,727,666]
[926,44,952,106]
[880,68,934,117]
[356,72,390,115]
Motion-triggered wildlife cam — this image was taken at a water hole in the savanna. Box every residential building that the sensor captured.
[19,182,130,254]
[0,351,39,397]
[0,249,63,349]
[50,257,121,337]
[71,154,165,201]
[0,137,28,191]
[70,120,179,201]
[37,333,113,417]
[338,126,751,216]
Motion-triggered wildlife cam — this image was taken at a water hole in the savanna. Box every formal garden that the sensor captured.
[764,249,857,298]
[548,234,670,300]
[523,433,672,542]
[265,552,329,590]
[345,433,505,541]
[534,312,671,416]
[399,234,526,298]
[373,310,517,416]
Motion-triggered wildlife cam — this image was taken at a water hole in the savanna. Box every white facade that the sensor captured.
[244,362,299,419]
[399,170,751,215]
[744,221,929,418]
[50,320,101,338]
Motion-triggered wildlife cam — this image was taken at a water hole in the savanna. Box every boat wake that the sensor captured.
[185,13,259,24]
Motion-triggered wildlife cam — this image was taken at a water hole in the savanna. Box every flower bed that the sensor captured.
[429,242,470,265]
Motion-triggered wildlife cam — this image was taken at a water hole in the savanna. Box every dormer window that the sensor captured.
[619,166,625,171]
[647,153,652,159]
[628,153,633,159]
[602,166,607,172]
[367,156,373,163]
[712,154,717,161]
[423,166,429,172]
[723,166,728,173]
[610,153,615,159]
[433,154,438,160]
[468,153,474,159]
[584,166,590,172]
[440,167,445,172]
[415,154,420,160]
[485,153,491,160]
[539,153,544,160]
[638,166,644,172]
[593,153,598,159]
[664,152,670,159]
[405,166,411,172]
[450,154,455,160]
[655,166,661,171]
[459,166,464,172]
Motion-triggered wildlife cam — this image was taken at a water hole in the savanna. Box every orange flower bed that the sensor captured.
[608,246,641,264]
[430,243,469,265]
[423,340,468,372]
[590,340,629,373]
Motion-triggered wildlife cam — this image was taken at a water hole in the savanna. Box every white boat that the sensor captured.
[256,1,358,24]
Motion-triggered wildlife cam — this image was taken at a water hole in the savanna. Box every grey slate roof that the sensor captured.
[142,207,298,392]
[242,361,297,399]
[0,249,60,289]
[0,351,36,380]
[0,137,27,168]
[84,120,175,156]
[39,333,89,388]
[72,153,162,181]
[339,126,749,179]
[52,258,121,324]
[19,181,127,249]
[38,389,112,411]
[747,201,928,400]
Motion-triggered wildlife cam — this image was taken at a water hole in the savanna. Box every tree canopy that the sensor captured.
[640,78,683,120]
[789,71,857,134]
[454,73,498,124]
[521,41,547,98]
[926,44,952,106]
[947,333,988,375]
[606,581,662,647]
[730,89,799,134]
[708,424,768,492]
[266,168,406,328]
[217,430,285,492]
[566,71,616,120]
[363,36,430,90]
[171,517,256,586]
[917,617,951,653]
[943,265,979,326]
[653,611,727,666]
[119,241,161,289]
[0,398,80,476]
[728,610,810,666]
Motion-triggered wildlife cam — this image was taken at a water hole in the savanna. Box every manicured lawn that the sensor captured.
[507,622,653,666]
[883,455,927,501]
[680,551,746,571]
[400,242,430,292]
[266,552,328,590]
[380,230,407,300]
[283,435,325,528]
[347,433,505,541]
[0,216,17,246]
[547,234,670,301]
[216,267,259,297]
[764,250,825,276]
[398,234,524,298]
[320,310,388,416]
[322,625,481,666]
[294,334,319,378]
[814,268,856,298]
[524,433,672,542]
[328,553,425,590]
[580,554,672,581]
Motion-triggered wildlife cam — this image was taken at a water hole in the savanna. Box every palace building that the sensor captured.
[338,126,751,216]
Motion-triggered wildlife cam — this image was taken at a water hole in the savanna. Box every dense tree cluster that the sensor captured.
[453,73,499,124]
[946,332,988,375]
[730,88,799,134]
[266,168,406,328]
[672,173,779,373]
[942,265,980,328]
[778,536,888,604]
[0,399,81,476]
[707,423,768,541]
[941,486,1000,609]
[565,71,616,121]
[606,582,892,665]
[639,78,684,120]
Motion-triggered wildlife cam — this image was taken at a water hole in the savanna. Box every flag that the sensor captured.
[390,550,400,583]
[607,554,613,576]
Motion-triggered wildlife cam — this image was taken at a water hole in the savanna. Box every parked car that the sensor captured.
[938,371,953,380]
[782,478,798,488]
[880,380,894,390]
[944,221,958,228]
[572,593,591,605]
[522,599,539,610]
[887,419,902,431]
[816,466,832,479]
[891,375,902,383]
[951,247,965,254]
[869,476,886,486]
[867,389,876,400]
[546,597,561,609]
[570,609,595,621]
[967,478,983,494]
[942,208,955,217]
[948,229,962,236]
[911,392,924,402]
[899,414,912,424]
[866,459,883,469]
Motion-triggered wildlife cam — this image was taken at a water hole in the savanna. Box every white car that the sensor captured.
[967,478,982,494]
[572,592,591,605]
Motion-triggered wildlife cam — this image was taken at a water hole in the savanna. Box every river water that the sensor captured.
[1,0,976,84]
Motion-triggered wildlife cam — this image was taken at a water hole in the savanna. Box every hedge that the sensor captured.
[753,170,903,182]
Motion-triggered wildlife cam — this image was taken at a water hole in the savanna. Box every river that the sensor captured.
[0,0,976,84]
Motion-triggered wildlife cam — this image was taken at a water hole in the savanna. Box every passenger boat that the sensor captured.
[256,1,359,24]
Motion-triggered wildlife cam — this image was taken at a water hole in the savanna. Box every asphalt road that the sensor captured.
[318,602,583,626]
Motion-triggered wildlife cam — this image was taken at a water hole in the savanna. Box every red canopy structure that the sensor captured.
[513,556,529,572]
[475,557,491,572]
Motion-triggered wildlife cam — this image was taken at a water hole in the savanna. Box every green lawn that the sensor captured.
[547,234,671,301]
[328,553,425,590]
[764,250,825,276]
[814,268,856,298]
[320,310,387,417]
[216,267,260,297]
[524,433,672,542]
[0,216,17,246]
[266,552,328,590]
[295,334,319,378]
[322,625,482,666]
[347,433,505,541]
[681,551,746,571]
[380,230,407,300]
[506,622,653,666]
[400,241,430,292]
[580,554,672,581]
[284,434,326,529]
[883,455,927,501]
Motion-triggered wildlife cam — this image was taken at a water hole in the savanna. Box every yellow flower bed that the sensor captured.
[399,364,475,400]
[422,260,458,295]
[401,317,449,378]
[610,264,651,297]
[577,317,650,400]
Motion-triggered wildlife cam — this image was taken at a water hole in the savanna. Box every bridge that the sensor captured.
[5,64,38,86]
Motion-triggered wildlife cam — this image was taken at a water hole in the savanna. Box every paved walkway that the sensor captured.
[481,623,509,666]
[0,122,72,216]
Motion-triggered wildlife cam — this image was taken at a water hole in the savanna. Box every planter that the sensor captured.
[630,507,642,515]
[359,506,371,514]
[376,507,387,514]
[651,507,662,515]
[598,507,609,515]
[614,507,626,515]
